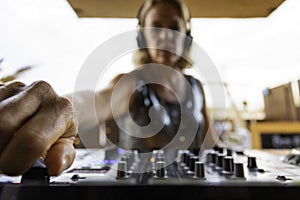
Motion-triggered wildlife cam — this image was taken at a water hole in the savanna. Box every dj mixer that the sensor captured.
[1,146,300,200]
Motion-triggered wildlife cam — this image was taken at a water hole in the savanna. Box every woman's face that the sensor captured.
[143,2,187,68]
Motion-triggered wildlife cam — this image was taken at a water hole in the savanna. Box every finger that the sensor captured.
[0,81,55,154]
[0,97,76,176]
[44,137,76,176]
[0,81,26,101]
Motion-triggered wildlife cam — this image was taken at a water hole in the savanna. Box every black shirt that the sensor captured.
[117,73,205,153]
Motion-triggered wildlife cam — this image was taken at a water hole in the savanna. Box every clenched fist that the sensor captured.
[0,81,78,176]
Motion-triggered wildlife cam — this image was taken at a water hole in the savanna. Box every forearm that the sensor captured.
[64,90,99,129]
[65,73,136,129]
[65,88,128,129]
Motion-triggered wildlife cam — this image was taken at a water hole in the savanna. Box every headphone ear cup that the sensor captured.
[137,29,147,48]
[137,29,192,50]
[184,34,193,52]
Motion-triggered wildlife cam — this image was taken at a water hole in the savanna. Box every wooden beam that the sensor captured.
[67,0,285,18]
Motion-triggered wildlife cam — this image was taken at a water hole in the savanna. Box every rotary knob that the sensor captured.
[222,156,234,175]
[155,161,167,178]
[116,161,128,179]
[184,153,194,170]
[234,163,245,179]
[188,156,199,174]
[215,154,224,170]
[194,162,205,179]
[226,149,233,156]
[208,152,217,166]
[182,151,189,167]
[247,157,258,170]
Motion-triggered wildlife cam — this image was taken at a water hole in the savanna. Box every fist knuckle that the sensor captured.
[57,97,74,113]
[67,123,78,137]
[57,97,72,107]
[10,81,26,88]
[57,97,77,127]
[32,80,54,95]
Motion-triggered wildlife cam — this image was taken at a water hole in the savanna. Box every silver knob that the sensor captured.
[116,161,128,179]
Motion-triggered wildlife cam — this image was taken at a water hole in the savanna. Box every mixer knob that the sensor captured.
[182,151,189,167]
[218,147,224,154]
[247,157,258,170]
[215,154,224,170]
[178,150,189,163]
[209,152,217,166]
[213,145,220,152]
[184,153,193,170]
[121,155,132,173]
[206,152,212,164]
[222,156,234,175]
[155,161,167,178]
[116,161,128,179]
[194,162,205,179]
[188,156,199,174]
[234,163,245,179]
[226,149,233,156]
[21,161,50,184]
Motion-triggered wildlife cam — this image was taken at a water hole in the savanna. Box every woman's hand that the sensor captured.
[0,81,78,176]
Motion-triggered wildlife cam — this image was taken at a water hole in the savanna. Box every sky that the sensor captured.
[0,0,300,119]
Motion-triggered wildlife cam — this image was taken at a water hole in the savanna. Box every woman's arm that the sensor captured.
[65,72,137,129]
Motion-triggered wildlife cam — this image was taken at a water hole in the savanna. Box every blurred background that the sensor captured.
[0,0,300,149]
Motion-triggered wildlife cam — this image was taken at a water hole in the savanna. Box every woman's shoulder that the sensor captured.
[184,74,200,84]
[184,74,205,92]
[110,71,138,87]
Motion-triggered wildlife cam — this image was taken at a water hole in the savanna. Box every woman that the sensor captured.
[74,0,213,153]
[0,0,214,176]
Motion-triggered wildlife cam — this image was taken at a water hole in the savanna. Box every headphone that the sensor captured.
[136,0,193,52]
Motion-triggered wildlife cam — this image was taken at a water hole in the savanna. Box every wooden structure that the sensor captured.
[67,0,285,18]
[250,122,300,149]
